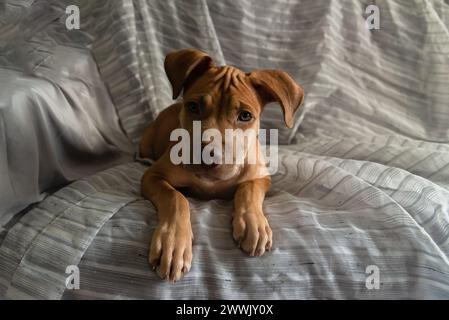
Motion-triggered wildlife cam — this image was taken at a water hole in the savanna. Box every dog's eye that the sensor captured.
[238,111,253,122]
[186,101,200,114]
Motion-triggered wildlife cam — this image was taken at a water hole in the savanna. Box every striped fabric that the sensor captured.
[1,0,449,299]
[1,149,449,299]
[70,0,449,146]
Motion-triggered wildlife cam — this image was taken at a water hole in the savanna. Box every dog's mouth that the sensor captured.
[184,162,220,172]
[201,163,219,170]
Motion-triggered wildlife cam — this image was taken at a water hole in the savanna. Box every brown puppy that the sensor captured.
[139,48,304,282]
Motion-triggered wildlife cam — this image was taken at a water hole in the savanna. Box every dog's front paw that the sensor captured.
[232,212,272,256]
[149,220,193,282]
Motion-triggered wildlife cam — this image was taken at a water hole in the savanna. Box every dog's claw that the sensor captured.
[150,258,160,270]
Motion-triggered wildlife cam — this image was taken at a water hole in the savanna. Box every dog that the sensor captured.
[139,48,304,282]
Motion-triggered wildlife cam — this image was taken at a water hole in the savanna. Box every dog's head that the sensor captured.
[165,48,304,179]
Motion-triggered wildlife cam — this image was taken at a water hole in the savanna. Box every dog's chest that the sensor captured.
[183,174,239,200]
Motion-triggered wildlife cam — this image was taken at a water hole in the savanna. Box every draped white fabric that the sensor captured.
[1,0,449,299]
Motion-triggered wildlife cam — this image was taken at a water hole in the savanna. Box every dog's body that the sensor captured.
[139,49,304,282]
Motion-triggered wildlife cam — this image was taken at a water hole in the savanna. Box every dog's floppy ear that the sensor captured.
[164,48,214,99]
[248,70,304,128]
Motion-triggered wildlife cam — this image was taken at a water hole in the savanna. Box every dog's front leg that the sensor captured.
[141,169,193,282]
[233,177,273,256]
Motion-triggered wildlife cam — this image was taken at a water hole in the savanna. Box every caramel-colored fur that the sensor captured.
[140,49,304,282]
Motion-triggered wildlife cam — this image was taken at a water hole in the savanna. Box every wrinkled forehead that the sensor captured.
[185,66,261,110]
